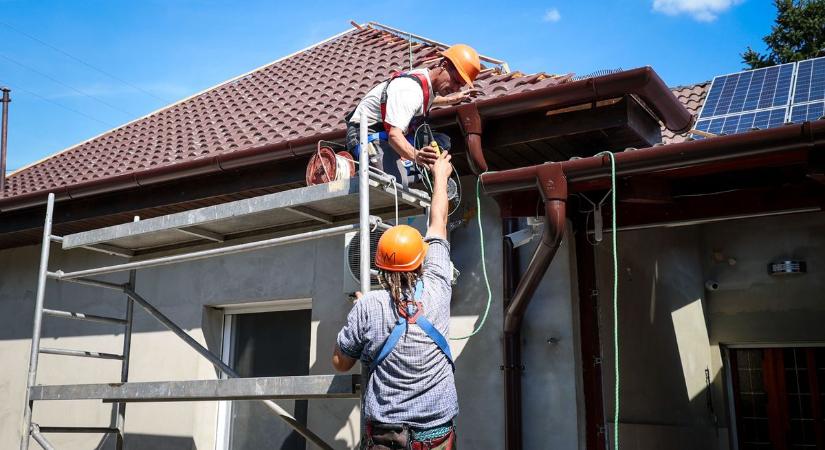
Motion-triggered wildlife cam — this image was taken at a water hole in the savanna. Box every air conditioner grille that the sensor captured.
[347,229,384,285]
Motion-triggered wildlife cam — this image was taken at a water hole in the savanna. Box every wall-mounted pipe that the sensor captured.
[501,164,567,450]
[482,119,825,450]
[0,88,10,195]
[456,103,486,173]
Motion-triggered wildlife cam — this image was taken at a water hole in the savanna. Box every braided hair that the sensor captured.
[379,268,423,310]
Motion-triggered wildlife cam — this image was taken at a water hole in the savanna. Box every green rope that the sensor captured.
[450,177,492,340]
[596,151,619,450]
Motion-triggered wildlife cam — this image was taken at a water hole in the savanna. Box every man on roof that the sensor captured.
[333,150,458,449]
[345,44,481,187]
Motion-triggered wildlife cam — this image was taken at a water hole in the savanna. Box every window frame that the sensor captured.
[214,298,313,450]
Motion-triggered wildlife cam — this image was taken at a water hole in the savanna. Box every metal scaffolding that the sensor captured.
[19,120,430,449]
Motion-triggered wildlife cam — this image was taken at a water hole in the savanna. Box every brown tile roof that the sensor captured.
[662,81,710,144]
[3,25,571,201]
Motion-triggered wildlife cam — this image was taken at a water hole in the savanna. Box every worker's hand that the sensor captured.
[436,89,482,106]
[415,146,439,167]
[432,152,453,181]
[351,291,363,304]
[436,90,480,105]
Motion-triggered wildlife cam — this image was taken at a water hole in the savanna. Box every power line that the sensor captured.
[0,80,116,127]
[0,53,137,117]
[0,21,172,104]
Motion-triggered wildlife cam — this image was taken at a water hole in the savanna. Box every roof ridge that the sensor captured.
[366,21,510,73]
[9,25,362,178]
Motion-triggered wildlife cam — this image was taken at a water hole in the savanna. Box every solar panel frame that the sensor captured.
[792,56,825,105]
[688,56,825,141]
[697,62,795,120]
[691,61,797,140]
[790,101,825,123]
[694,107,787,139]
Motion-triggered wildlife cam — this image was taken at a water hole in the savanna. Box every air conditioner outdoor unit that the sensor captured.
[343,228,384,295]
[343,217,431,295]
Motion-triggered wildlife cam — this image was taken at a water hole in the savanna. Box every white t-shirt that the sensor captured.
[350,69,434,134]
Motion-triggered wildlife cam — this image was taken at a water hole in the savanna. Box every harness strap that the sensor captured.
[370,317,407,372]
[380,72,431,133]
[417,315,454,364]
[354,131,388,153]
[370,280,454,372]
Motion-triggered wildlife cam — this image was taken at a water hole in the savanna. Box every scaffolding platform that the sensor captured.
[29,374,361,402]
[21,125,396,450]
[62,172,430,256]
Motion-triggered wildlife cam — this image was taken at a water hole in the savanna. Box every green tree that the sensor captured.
[742,0,825,69]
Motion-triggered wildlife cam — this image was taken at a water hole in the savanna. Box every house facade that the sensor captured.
[1,22,823,450]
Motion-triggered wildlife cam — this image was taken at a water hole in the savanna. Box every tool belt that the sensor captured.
[365,421,456,450]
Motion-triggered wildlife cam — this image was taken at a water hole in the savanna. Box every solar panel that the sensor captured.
[695,107,788,137]
[690,56,825,140]
[790,101,825,123]
[691,61,798,140]
[792,56,825,104]
[699,62,795,119]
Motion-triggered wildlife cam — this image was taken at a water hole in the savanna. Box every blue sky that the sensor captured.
[2,0,775,173]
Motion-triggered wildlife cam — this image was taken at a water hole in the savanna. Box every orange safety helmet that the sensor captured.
[375,225,428,272]
[441,44,481,88]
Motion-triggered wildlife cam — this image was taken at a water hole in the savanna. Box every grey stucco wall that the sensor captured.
[594,210,825,450]
[519,223,585,450]
[703,212,825,344]
[0,176,581,449]
[595,225,724,450]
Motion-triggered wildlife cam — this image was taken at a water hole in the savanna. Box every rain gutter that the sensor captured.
[0,67,688,213]
[480,119,825,450]
[449,66,693,174]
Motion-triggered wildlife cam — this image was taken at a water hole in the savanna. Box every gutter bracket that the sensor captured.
[456,103,487,175]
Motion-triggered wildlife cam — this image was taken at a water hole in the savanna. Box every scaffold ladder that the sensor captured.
[19,118,423,449]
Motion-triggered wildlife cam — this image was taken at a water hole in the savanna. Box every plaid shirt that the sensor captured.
[337,236,458,428]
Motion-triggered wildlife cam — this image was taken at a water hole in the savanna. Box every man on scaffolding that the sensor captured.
[333,148,459,449]
[344,44,481,186]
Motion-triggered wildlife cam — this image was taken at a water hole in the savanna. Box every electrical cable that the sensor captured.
[450,177,492,340]
[0,21,171,103]
[413,122,462,216]
[0,79,115,127]
[0,53,137,116]
[595,150,619,450]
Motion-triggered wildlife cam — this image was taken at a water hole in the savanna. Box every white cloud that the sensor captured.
[543,8,561,23]
[652,0,743,22]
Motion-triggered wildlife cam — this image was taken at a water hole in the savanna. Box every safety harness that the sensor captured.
[378,72,431,133]
[370,279,454,372]
[345,71,432,135]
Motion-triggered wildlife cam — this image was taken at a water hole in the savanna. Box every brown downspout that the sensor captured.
[456,103,487,174]
[501,164,567,450]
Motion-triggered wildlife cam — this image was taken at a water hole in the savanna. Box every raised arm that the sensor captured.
[426,152,453,239]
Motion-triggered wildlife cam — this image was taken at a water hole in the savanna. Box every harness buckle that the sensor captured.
[398,301,424,324]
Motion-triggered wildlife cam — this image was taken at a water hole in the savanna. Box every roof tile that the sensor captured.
[4,26,577,200]
[662,81,710,144]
